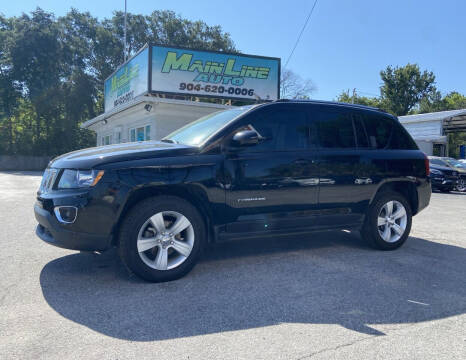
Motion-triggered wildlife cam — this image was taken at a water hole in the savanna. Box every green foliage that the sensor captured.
[336,90,383,109]
[0,8,235,156]
[337,64,465,118]
[380,63,437,116]
[419,91,466,114]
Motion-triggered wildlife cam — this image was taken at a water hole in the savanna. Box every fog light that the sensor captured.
[54,206,78,224]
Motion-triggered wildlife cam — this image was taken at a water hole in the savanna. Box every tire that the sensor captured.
[455,178,466,192]
[118,195,206,282]
[361,191,412,250]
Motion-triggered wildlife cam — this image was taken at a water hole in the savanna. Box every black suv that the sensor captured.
[35,100,431,282]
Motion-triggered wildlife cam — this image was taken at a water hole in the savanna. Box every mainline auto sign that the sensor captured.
[104,44,280,112]
[151,45,280,101]
[104,47,149,112]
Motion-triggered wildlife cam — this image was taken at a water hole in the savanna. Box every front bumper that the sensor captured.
[34,203,111,251]
[430,176,458,190]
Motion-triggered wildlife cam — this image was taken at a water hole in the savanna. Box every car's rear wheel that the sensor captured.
[119,196,206,282]
[361,191,412,250]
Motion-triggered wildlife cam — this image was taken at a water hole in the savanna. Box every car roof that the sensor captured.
[263,99,393,118]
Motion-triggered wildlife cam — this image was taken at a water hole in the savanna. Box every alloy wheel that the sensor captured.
[136,211,195,270]
[456,179,466,192]
[377,200,407,243]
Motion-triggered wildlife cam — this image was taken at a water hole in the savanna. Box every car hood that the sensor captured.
[50,141,198,169]
[451,166,466,173]
[430,164,461,174]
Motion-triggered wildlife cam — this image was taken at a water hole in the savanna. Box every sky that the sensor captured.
[2,0,466,100]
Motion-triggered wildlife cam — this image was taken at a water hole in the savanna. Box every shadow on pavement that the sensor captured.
[40,231,466,341]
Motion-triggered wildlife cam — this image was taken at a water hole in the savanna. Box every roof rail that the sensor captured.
[272,98,387,113]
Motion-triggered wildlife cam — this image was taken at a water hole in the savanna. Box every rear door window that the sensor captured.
[312,107,356,149]
[352,114,369,148]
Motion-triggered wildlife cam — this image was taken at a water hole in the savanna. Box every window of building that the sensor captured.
[129,125,151,142]
[101,134,112,146]
[115,131,121,144]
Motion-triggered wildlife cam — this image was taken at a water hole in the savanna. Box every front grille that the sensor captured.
[39,168,58,194]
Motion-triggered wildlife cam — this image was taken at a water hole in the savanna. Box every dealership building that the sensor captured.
[398,109,466,156]
[81,45,280,145]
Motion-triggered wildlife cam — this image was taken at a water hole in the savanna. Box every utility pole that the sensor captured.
[352,88,356,104]
[124,0,127,61]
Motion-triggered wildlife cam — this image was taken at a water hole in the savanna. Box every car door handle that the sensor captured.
[355,177,373,185]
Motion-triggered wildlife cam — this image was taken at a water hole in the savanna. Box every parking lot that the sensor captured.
[0,171,465,359]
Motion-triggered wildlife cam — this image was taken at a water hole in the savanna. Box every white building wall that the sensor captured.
[416,140,433,155]
[401,120,442,138]
[87,98,230,146]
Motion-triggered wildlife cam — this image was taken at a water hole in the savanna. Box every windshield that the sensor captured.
[163,107,252,146]
[445,158,466,168]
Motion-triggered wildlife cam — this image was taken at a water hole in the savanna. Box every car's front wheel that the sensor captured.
[361,191,412,250]
[456,178,466,192]
[119,196,206,282]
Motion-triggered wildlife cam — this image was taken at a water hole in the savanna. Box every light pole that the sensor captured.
[124,0,127,61]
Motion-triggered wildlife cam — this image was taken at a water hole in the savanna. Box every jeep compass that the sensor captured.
[35,100,431,282]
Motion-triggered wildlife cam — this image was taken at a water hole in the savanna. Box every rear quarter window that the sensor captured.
[362,113,392,149]
[389,122,418,150]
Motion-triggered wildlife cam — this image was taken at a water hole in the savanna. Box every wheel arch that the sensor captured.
[370,180,419,215]
[112,184,214,246]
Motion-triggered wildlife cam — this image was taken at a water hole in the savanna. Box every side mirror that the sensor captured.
[230,130,261,147]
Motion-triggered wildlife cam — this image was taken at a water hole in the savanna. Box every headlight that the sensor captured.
[430,168,443,175]
[58,169,104,189]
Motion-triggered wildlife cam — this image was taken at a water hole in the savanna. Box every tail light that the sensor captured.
[423,153,430,176]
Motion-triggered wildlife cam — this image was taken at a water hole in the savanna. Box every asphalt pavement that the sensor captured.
[0,171,465,359]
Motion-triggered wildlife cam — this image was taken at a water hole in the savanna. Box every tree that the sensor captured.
[280,69,315,99]
[0,8,236,156]
[380,63,437,116]
[336,90,383,109]
[0,15,22,154]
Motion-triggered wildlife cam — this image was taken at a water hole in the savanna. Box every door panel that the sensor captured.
[222,103,320,234]
[224,150,319,232]
[308,106,385,228]
[316,150,380,227]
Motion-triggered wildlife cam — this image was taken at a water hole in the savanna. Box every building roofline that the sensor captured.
[81,96,233,129]
[398,109,466,124]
